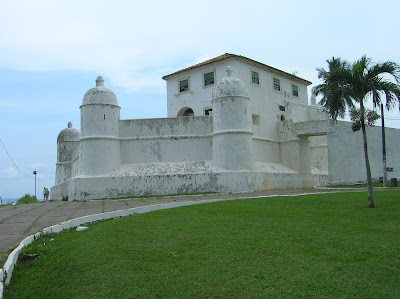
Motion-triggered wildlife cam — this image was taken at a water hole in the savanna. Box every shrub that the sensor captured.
[16,194,38,205]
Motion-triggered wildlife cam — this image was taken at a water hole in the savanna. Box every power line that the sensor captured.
[0,137,56,176]
[0,137,29,176]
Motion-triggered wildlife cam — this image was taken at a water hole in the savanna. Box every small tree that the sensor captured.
[349,108,380,132]
[314,56,400,208]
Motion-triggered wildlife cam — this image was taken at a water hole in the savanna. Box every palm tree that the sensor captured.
[314,56,400,208]
[314,57,353,120]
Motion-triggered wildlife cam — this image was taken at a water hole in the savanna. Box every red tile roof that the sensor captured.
[162,53,312,85]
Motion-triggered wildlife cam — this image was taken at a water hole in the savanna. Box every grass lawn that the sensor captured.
[330,183,397,188]
[5,190,400,298]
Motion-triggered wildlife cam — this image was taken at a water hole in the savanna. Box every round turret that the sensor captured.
[57,121,80,142]
[212,66,248,99]
[56,122,81,184]
[211,67,255,171]
[82,76,118,106]
[79,76,121,176]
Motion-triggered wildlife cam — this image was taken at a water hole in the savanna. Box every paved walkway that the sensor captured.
[0,188,349,259]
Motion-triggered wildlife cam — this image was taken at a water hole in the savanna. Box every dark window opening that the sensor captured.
[273,78,281,91]
[177,107,195,117]
[182,108,194,116]
[251,71,259,84]
[292,85,299,97]
[179,79,189,93]
[204,72,215,86]
[204,108,212,116]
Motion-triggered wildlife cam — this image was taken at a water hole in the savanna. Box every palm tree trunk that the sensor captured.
[360,102,375,208]
[381,104,387,187]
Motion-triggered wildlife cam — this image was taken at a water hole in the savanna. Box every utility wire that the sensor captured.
[0,137,29,176]
[0,137,55,176]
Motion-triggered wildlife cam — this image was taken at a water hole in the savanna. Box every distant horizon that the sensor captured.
[1,197,18,204]
[0,197,48,204]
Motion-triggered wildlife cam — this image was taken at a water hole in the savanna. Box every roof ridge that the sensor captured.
[162,53,312,85]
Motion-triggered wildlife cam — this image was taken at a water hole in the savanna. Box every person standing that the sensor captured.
[43,187,49,201]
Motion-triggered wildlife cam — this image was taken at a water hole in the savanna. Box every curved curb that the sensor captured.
[0,198,223,297]
[0,190,349,298]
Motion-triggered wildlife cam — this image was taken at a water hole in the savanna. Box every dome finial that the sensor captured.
[225,66,232,77]
[96,76,104,87]
[67,121,72,128]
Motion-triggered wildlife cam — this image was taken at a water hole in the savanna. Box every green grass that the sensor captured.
[15,193,38,205]
[5,190,400,298]
[329,182,397,188]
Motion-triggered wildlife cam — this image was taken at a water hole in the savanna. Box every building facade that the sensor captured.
[51,54,400,200]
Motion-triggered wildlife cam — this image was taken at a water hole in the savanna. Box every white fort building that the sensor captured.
[51,54,400,200]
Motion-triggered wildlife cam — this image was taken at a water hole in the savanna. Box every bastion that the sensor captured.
[51,68,315,200]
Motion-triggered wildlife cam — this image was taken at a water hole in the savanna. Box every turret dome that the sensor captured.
[82,76,118,106]
[212,66,248,99]
[57,122,81,142]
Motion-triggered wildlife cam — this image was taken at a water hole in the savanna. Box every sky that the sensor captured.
[1,0,399,199]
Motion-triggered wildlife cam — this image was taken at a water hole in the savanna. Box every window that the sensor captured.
[279,105,285,111]
[203,71,215,87]
[204,108,213,116]
[273,78,281,91]
[251,71,259,85]
[292,84,299,97]
[179,78,190,93]
[252,114,260,125]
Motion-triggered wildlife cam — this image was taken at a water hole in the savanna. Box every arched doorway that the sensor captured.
[177,107,194,117]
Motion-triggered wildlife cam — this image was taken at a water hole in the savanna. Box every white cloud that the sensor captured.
[4,167,19,179]
[0,0,291,92]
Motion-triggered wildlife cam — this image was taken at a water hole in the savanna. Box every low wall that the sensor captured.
[327,121,400,185]
[119,116,213,163]
[121,137,212,163]
[119,116,212,137]
[253,138,280,163]
[51,170,303,200]
[50,179,75,201]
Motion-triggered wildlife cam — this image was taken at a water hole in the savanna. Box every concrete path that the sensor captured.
[0,188,349,260]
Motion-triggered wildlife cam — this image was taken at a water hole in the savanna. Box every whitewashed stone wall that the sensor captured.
[310,136,328,172]
[327,121,400,184]
[120,117,212,163]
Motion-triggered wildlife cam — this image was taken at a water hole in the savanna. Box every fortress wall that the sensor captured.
[327,121,400,184]
[252,138,280,163]
[70,156,79,179]
[310,135,328,172]
[119,116,212,137]
[119,116,212,163]
[55,140,80,184]
[121,137,212,163]
[63,171,302,200]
